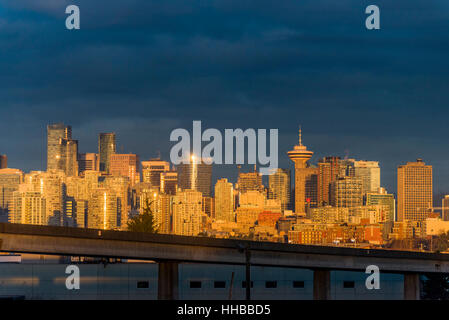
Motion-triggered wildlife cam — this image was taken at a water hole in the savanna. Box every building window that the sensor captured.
[241,281,254,288]
[190,281,202,289]
[293,281,304,288]
[214,281,226,288]
[343,281,355,288]
[137,281,149,289]
[265,281,277,288]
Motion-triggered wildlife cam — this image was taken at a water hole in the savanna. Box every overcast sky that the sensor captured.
[0,0,448,196]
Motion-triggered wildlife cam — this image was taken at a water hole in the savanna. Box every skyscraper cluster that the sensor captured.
[0,123,444,250]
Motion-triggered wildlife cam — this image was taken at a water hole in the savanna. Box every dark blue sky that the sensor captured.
[0,0,448,196]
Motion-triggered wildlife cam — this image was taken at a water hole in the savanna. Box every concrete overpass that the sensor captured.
[1,223,448,300]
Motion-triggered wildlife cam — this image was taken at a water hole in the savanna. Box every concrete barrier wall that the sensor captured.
[0,263,404,300]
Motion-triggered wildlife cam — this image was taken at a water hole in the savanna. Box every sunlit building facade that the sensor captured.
[397,159,432,222]
[443,195,449,221]
[88,188,119,230]
[0,168,23,219]
[0,154,7,169]
[144,191,173,234]
[347,160,380,195]
[160,171,178,195]
[330,176,363,208]
[238,170,265,194]
[317,156,345,206]
[366,188,395,222]
[177,158,212,197]
[268,168,291,212]
[98,132,116,173]
[11,191,46,225]
[110,153,140,185]
[100,175,130,229]
[78,153,99,175]
[214,178,234,222]
[141,159,170,188]
[47,123,78,177]
[172,189,204,236]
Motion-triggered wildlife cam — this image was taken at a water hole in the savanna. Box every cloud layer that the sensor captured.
[0,0,448,195]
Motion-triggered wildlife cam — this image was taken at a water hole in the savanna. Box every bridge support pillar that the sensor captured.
[158,261,179,300]
[313,269,331,300]
[404,273,420,300]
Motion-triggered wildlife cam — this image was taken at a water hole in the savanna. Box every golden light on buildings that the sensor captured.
[103,192,107,230]
[287,127,316,214]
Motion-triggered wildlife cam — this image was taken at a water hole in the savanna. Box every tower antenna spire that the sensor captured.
[299,125,302,146]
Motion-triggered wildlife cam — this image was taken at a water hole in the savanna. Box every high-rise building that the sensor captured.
[40,170,67,226]
[98,133,116,173]
[78,153,99,174]
[366,188,396,222]
[161,171,178,195]
[287,128,318,214]
[47,123,78,176]
[0,168,23,222]
[214,178,234,222]
[100,175,130,229]
[238,169,265,194]
[66,172,103,228]
[202,196,215,218]
[172,189,204,236]
[0,155,7,169]
[88,188,119,230]
[309,206,349,224]
[66,172,100,202]
[347,160,380,195]
[141,159,170,188]
[239,190,266,209]
[268,168,291,212]
[177,156,212,197]
[330,176,363,208]
[11,191,46,225]
[141,190,173,234]
[65,139,79,177]
[317,156,345,206]
[442,195,449,221]
[110,153,140,185]
[397,159,433,221]
[65,197,87,228]
[21,170,67,226]
[47,123,70,171]
[304,167,318,209]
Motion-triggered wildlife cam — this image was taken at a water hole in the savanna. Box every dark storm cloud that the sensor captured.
[0,0,448,194]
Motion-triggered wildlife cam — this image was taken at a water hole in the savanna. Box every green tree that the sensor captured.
[127,199,158,233]
[433,231,449,253]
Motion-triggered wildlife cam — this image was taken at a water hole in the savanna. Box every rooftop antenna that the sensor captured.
[299,125,302,146]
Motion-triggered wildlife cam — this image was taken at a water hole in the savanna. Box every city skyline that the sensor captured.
[1,0,448,304]
[0,0,448,197]
[0,122,445,202]
[2,119,444,248]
